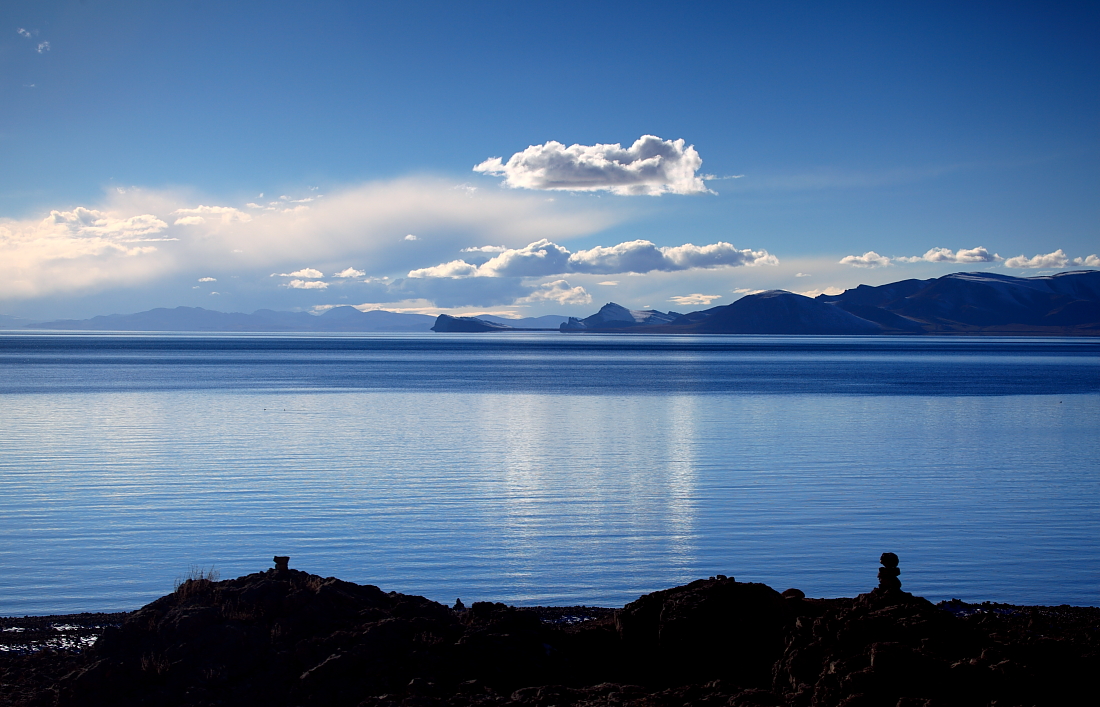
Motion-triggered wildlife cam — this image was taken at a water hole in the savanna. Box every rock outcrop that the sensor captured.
[560,303,678,331]
[2,556,1098,706]
[431,315,517,332]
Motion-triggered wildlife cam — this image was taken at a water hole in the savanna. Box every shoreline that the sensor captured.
[5,599,1100,656]
[3,561,1099,706]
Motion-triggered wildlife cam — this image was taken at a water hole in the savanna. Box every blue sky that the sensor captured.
[2,1,1097,319]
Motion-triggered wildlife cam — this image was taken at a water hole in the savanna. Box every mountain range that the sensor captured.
[437,270,1100,336]
[7,270,1098,335]
[21,307,438,332]
[11,306,568,333]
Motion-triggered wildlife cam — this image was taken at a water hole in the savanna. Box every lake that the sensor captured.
[1,332,1097,615]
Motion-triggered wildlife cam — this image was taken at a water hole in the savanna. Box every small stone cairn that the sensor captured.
[274,556,290,573]
[877,552,901,591]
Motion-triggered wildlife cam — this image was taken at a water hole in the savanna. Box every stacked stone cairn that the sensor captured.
[877,551,901,591]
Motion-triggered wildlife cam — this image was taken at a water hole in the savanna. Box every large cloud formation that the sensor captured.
[0,179,617,300]
[473,135,710,195]
[0,207,172,296]
[408,239,776,279]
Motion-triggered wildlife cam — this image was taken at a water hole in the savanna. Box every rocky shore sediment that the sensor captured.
[1,555,1097,707]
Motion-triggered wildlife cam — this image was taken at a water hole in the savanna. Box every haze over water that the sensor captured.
[1,333,1098,616]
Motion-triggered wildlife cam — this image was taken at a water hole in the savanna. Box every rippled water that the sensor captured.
[1,333,1098,615]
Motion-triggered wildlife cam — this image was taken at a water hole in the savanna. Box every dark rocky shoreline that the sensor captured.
[2,558,1097,707]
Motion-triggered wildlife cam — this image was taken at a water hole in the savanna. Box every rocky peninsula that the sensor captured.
[2,555,1097,707]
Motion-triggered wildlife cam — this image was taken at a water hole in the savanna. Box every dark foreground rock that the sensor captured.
[2,566,1098,707]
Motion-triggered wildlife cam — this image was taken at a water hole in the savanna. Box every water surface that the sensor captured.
[1,333,1097,614]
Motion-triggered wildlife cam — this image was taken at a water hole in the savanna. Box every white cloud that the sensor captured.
[171,205,252,223]
[795,272,810,277]
[658,241,778,269]
[1004,249,1070,269]
[839,251,891,268]
[276,268,324,278]
[0,177,619,301]
[409,239,777,279]
[174,216,205,226]
[408,260,482,278]
[598,280,619,286]
[668,293,721,306]
[198,277,216,282]
[1073,254,1100,267]
[285,279,329,289]
[733,288,766,295]
[246,202,263,209]
[42,207,168,239]
[404,234,418,241]
[461,245,507,253]
[36,41,50,53]
[17,28,31,38]
[897,246,1001,264]
[515,280,591,306]
[474,135,710,196]
[333,267,365,278]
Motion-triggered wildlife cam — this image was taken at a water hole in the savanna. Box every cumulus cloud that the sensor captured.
[174,216,205,225]
[839,251,891,268]
[409,239,776,279]
[171,205,252,223]
[17,28,32,38]
[408,260,482,278]
[333,267,365,278]
[461,245,507,253]
[198,277,216,282]
[795,272,810,277]
[668,293,722,306]
[897,246,1001,264]
[43,207,168,239]
[404,234,418,241]
[1073,255,1100,267]
[276,268,324,278]
[515,280,592,306]
[474,135,710,196]
[1004,249,1070,269]
[657,241,778,269]
[598,281,619,286]
[37,41,50,53]
[286,279,329,289]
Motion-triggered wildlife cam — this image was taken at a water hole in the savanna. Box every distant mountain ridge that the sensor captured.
[28,306,436,332]
[818,271,1100,333]
[12,270,1100,335]
[561,302,679,330]
[553,271,1100,336]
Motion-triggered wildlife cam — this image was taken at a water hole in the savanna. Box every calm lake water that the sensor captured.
[1,333,1098,615]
